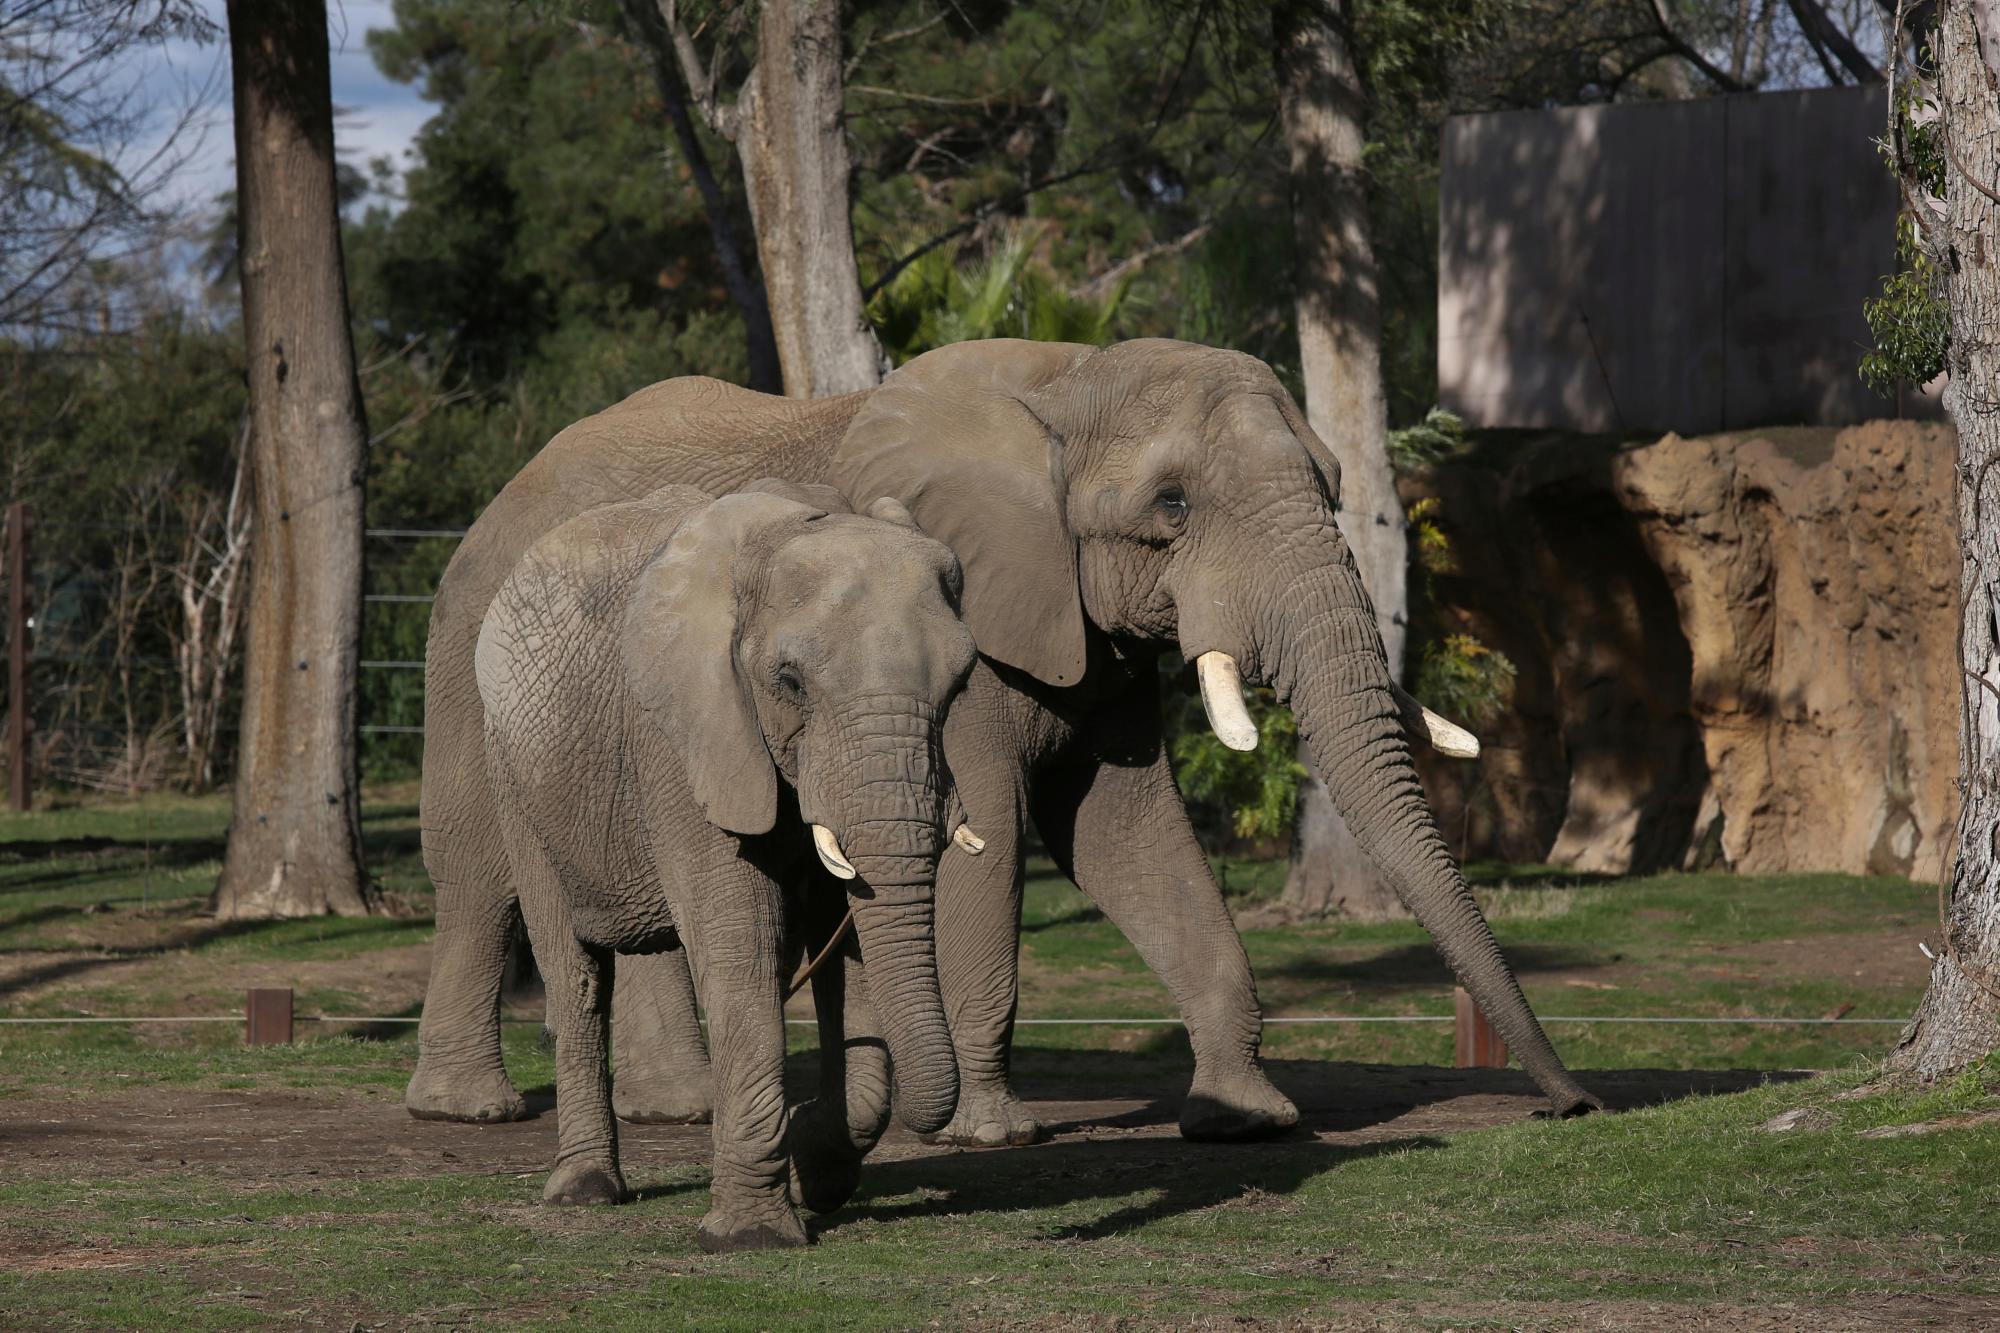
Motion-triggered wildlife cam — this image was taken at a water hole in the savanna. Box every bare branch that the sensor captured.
[1647,0,1752,90]
[845,11,947,78]
[656,0,737,139]
[1078,223,1212,302]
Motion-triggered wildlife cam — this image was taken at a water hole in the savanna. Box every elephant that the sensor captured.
[473,480,977,1250]
[407,338,1600,1147]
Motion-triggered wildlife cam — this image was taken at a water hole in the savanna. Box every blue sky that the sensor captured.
[138,1,432,215]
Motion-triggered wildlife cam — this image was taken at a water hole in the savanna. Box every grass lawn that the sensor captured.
[0,790,1991,1329]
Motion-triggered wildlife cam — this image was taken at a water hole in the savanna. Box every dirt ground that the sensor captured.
[0,1062,1782,1187]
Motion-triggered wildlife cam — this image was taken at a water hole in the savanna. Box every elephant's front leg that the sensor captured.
[925,710,1038,1148]
[610,946,713,1125]
[1033,741,1299,1142]
[673,861,805,1251]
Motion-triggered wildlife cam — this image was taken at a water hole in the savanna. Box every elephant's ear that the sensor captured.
[829,340,1091,688]
[623,491,813,836]
[1273,388,1344,509]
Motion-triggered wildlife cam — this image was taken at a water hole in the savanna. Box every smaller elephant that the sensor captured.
[475,481,977,1251]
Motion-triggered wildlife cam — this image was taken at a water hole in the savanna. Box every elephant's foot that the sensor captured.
[696,1203,808,1252]
[921,1082,1041,1148]
[405,1060,528,1124]
[613,1071,713,1125]
[1179,1065,1299,1142]
[543,1158,629,1206]
[787,1105,865,1215]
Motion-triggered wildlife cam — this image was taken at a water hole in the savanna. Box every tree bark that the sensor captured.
[211,0,372,919]
[617,0,783,394]
[737,0,883,398]
[1889,0,2000,1077]
[1274,0,1408,918]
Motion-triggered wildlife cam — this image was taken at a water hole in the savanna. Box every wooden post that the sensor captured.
[246,987,294,1046]
[1454,986,1508,1068]
[6,502,27,813]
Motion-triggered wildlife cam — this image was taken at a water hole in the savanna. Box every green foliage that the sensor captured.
[1385,405,1468,472]
[1168,687,1308,842]
[1413,632,1517,727]
[867,225,1128,364]
[1861,214,1949,395]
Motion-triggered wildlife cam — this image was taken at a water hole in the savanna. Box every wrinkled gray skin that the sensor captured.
[475,482,974,1250]
[410,339,1599,1149]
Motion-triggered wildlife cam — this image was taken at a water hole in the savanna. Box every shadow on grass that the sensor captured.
[828,1133,1442,1241]
[0,837,225,895]
[1259,941,1604,990]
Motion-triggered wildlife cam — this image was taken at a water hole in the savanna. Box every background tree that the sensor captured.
[211,0,373,919]
[654,0,883,396]
[1273,0,1408,919]
[1880,0,2000,1078]
[0,0,216,336]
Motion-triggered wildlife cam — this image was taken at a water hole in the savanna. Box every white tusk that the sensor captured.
[1389,683,1481,759]
[1195,651,1259,752]
[812,824,856,879]
[953,823,986,856]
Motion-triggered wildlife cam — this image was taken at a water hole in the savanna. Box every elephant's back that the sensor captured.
[426,377,867,743]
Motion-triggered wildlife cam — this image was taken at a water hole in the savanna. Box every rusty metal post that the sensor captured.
[246,988,294,1046]
[1454,986,1508,1068]
[6,501,26,812]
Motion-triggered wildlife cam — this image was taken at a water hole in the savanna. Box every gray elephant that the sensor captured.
[475,481,976,1250]
[410,338,1599,1147]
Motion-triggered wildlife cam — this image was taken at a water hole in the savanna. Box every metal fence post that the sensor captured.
[246,988,294,1046]
[1454,986,1508,1068]
[6,502,27,812]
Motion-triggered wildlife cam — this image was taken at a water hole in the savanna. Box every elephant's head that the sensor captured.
[623,486,976,1134]
[829,338,1592,1114]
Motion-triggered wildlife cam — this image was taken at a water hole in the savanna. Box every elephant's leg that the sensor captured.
[513,869,627,1205]
[788,942,893,1214]
[670,858,805,1252]
[1033,744,1300,1142]
[406,779,527,1123]
[610,947,713,1125]
[928,719,1038,1149]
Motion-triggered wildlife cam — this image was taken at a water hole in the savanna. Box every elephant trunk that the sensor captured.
[803,701,959,1135]
[1261,558,1597,1116]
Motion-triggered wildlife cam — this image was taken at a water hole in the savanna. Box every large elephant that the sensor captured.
[476,483,977,1249]
[408,338,1600,1143]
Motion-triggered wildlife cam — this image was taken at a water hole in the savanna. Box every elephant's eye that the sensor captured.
[775,665,807,703]
[1156,485,1189,524]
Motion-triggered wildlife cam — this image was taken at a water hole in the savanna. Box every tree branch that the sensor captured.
[1648,0,1751,90]
[1786,0,1884,82]
[845,10,946,78]
[1079,223,1211,302]
[656,0,736,139]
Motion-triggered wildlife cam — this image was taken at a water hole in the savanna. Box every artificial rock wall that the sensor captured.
[1406,420,1960,880]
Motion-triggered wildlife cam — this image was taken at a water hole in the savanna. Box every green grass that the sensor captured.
[0,1062,1992,1329]
[0,790,1984,1327]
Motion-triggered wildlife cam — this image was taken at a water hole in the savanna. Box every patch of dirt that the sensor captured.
[0,1063,1788,1187]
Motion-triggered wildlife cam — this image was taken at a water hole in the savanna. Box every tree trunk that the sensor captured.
[211,0,372,919]
[738,0,884,398]
[1889,0,2000,1078]
[617,0,783,394]
[1274,0,1408,918]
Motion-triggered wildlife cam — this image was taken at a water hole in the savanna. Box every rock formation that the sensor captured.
[1405,420,1958,880]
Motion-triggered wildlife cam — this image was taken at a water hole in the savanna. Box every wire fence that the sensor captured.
[5,516,467,796]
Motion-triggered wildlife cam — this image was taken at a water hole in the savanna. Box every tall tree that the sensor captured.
[1887,0,2000,1077]
[211,0,373,919]
[1275,0,1409,918]
[660,0,883,397]
[613,0,782,393]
